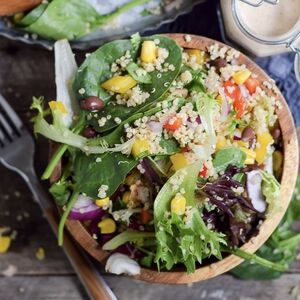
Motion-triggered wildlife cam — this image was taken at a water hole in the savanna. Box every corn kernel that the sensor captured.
[98,218,116,234]
[122,191,131,204]
[170,153,188,171]
[185,49,205,65]
[240,147,256,165]
[95,197,110,207]
[141,41,157,63]
[171,194,186,215]
[273,150,283,172]
[36,247,45,261]
[101,75,137,94]
[0,236,11,254]
[232,69,252,85]
[216,94,223,105]
[49,101,68,114]
[216,136,228,151]
[131,139,150,158]
[255,132,274,164]
[125,170,140,185]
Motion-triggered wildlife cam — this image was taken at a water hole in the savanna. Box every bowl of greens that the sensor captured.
[0,0,205,50]
[31,33,298,283]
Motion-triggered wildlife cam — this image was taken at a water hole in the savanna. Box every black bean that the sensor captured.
[209,58,227,71]
[82,126,96,138]
[80,96,104,111]
[271,128,281,140]
[242,126,256,142]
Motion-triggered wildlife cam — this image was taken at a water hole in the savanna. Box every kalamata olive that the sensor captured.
[209,58,227,71]
[242,126,256,142]
[82,126,97,138]
[80,96,104,111]
[271,128,281,140]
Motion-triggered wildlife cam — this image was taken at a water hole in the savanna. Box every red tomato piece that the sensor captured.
[233,96,246,119]
[245,77,260,95]
[223,80,241,101]
[163,117,182,131]
[140,210,152,224]
[198,164,208,177]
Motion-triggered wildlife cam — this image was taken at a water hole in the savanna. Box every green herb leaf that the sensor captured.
[213,147,246,174]
[126,62,152,84]
[49,180,71,206]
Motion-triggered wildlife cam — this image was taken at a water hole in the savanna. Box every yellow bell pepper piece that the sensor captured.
[273,150,283,172]
[216,136,229,151]
[95,197,110,207]
[122,191,131,204]
[49,101,68,114]
[236,140,249,148]
[255,132,274,165]
[131,139,150,158]
[98,218,116,234]
[171,194,186,215]
[170,153,188,171]
[240,147,256,165]
[232,69,252,85]
[185,49,205,65]
[125,170,140,185]
[101,75,137,94]
[0,236,11,254]
[140,41,157,63]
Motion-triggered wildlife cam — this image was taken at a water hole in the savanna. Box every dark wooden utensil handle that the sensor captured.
[46,208,114,300]
[0,0,41,16]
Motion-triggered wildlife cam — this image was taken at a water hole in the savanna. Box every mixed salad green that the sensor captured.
[31,33,291,275]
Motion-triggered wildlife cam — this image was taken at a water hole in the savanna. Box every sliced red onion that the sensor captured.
[147,121,163,133]
[239,84,250,99]
[247,170,267,213]
[233,129,242,140]
[69,194,104,221]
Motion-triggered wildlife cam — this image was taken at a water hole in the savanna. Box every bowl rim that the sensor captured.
[51,33,299,284]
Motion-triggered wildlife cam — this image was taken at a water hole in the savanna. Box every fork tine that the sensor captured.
[0,112,14,138]
[0,94,23,132]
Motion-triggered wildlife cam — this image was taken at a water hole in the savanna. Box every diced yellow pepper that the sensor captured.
[0,236,11,254]
[171,194,186,215]
[216,94,223,105]
[98,218,116,234]
[185,49,205,65]
[273,150,283,172]
[140,41,157,63]
[255,132,274,165]
[170,153,188,171]
[49,101,68,114]
[240,147,256,165]
[122,191,131,204]
[101,75,137,94]
[131,139,150,158]
[216,136,228,151]
[95,197,110,207]
[232,69,252,85]
[236,140,249,148]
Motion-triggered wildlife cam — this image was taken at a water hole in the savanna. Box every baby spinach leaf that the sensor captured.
[154,163,226,273]
[74,35,182,132]
[20,0,152,40]
[159,138,179,155]
[213,147,246,174]
[73,152,137,198]
[126,62,152,84]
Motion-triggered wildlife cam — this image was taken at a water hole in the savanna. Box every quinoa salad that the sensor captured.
[32,34,285,275]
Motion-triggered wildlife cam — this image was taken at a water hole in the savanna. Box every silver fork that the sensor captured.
[0,94,117,300]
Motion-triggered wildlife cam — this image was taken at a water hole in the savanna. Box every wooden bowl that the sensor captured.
[51,34,299,284]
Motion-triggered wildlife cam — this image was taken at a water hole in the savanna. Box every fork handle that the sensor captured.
[45,207,116,300]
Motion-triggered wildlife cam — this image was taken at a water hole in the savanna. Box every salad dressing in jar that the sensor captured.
[220,0,300,57]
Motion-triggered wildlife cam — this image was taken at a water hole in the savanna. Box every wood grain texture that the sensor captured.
[60,34,299,284]
[0,0,41,16]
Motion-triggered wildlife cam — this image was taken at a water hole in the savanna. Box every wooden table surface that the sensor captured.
[0,37,300,300]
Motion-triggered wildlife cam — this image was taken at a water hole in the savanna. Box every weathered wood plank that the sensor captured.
[0,274,299,300]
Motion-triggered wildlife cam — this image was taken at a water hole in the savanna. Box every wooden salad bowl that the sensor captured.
[50,34,299,284]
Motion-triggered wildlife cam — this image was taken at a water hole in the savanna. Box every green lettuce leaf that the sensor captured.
[154,163,227,273]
